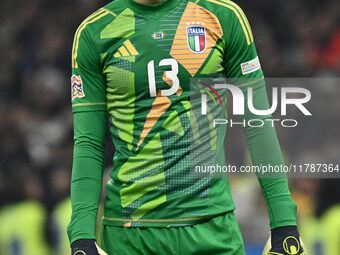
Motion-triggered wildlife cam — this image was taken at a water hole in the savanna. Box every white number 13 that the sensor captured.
[148,58,179,97]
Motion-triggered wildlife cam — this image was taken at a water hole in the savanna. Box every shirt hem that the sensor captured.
[101,212,231,228]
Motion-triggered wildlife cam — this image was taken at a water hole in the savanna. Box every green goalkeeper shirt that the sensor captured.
[67,0,297,244]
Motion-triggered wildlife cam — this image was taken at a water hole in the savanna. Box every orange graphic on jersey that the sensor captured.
[137,3,222,149]
[136,71,184,150]
[136,91,171,150]
[170,2,223,77]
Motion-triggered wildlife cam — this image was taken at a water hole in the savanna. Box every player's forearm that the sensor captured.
[241,83,297,229]
[244,122,297,229]
[67,111,106,244]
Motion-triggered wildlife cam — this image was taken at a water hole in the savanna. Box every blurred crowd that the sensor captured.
[0,0,339,254]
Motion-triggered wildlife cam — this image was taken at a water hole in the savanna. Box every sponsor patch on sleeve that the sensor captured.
[71,75,85,100]
[240,56,261,75]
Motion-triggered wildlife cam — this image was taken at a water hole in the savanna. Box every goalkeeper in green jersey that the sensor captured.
[68,0,305,254]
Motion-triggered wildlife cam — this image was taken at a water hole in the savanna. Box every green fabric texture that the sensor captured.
[240,83,297,229]
[68,0,297,245]
[67,111,106,244]
[100,212,245,255]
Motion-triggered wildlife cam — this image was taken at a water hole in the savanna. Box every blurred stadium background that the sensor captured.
[0,0,339,254]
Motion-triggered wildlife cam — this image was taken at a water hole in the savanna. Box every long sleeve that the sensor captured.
[67,111,106,244]
[222,3,297,229]
[68,20,107,244]
[241,83,297,229]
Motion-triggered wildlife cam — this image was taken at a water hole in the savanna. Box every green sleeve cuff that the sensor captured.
[265,193,298,229]
[67,214,97,244]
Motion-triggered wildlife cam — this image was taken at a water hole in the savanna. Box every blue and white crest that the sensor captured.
[187,26,206,53]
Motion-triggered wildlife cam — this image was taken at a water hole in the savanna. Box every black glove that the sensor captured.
[71,239,100,255]
[269,226,306,255]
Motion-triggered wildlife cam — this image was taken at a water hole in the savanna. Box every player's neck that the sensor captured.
[133,0,166,4]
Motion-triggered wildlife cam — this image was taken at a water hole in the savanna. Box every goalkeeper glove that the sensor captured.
[262,226,306,255]
[71,239,108,255]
